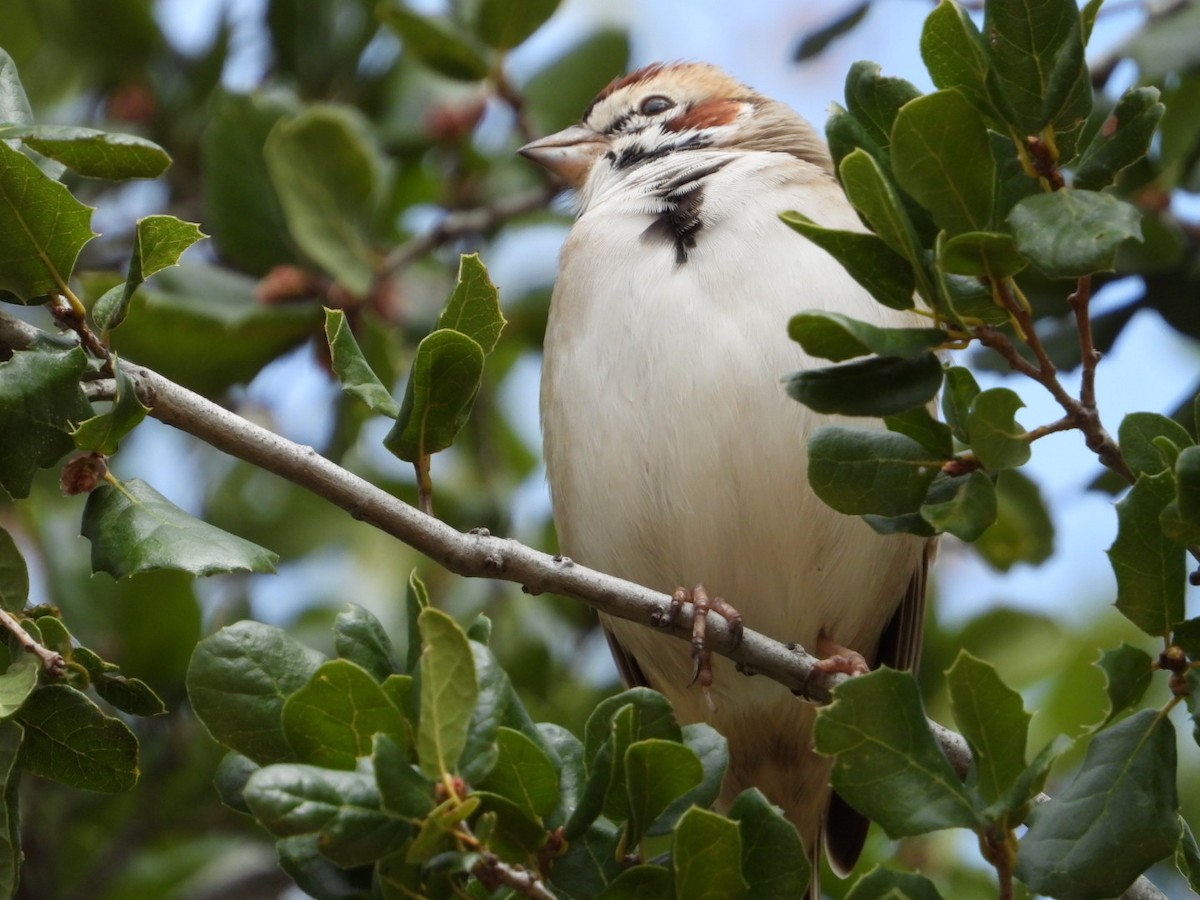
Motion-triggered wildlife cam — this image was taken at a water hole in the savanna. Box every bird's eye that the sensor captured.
[639,95,675,116]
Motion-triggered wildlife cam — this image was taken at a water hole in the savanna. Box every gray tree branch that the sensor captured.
[0,308,1168,900]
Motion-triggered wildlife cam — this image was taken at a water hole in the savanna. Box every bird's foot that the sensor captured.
[813,632,870,678]
[656,584,743,709]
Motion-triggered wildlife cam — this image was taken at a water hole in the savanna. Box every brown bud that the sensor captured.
[423,97,487,144]
[106,82,157,125]
[60,454,108,495]
[255,266,326,304]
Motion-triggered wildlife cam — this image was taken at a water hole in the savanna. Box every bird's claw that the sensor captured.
[663,585,743,709]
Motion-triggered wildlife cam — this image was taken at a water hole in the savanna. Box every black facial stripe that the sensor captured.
[603,111,634,135]
[613,133,713,170]
[639,157,733,265]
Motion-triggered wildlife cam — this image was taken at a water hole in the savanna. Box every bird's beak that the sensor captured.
[519,125,609,188]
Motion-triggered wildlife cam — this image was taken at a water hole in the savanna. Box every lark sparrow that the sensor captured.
[521,62,932,886]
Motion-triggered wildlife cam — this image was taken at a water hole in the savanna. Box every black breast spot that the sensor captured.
[640,159,732,265]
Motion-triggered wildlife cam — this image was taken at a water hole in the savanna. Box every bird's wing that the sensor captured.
[603,623,650,688]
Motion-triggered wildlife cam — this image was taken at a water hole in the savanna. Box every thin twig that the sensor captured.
[974,285,1135,485]
[380,186,558,276]
[1070,276,1100,410]
[0,608,65,677]
[491,65,540,149]
[472,853,556,900]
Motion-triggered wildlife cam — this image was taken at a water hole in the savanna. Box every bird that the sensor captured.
[520,62,933,890]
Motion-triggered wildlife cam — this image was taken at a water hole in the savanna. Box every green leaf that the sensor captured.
[921,0,992,116]
[187,620,325,764]
[324,308,401,418]
[1017,709,1180,898]
[838,148,924,269]
[891,89,994,235]
[569,690,680,837]
[673,807,748,900]
[1109,472,1185,636]
[17,684,138,792]
[266,105,387,297]
[1009,190,1143,278]
[455,639,518,784]
[70,358,148,455]
[787,310,943,362]
[1073,87,1164,191]
[846,866,945,900]
[0,720,22,898]
[940,364,980,444]
[649,724,727,836]
[808,426,944,517]
[814,669,980,836]
[384,330,485,461]
[1178,818,1200,895]
[0,50,33,127]
[406,794,479,863]
[539,723,586,830]
[94,215,207,332]
[939,231,1026,278]
[244,764,406,868]
[34,615,70,662]
[1097,644,1154,725]
[946,652,1029,806]
[1081,0,1104,43]
[1173,618,1200,660]
[727,789,810,899]
[1175,446,1200,527]
[0,346,92,499]
[214,751,258,815]
[793,3,869,62]
[282,659,409,770]
[401,572,427,673]
[780,212,916,310]
[279,834,374,898]
[842,61,924,156]
[827,103,885,176]
[478,726,559,819]
[552,824,621,897]
[416,607,477,780]
[82,477,278,579]
[919,470,997,541]
[475,0,560,50]
[936,266,1012,328]
[473,790,548,857]
[624,739,703,848]
[201,89,300,275]
[602,865,672,899]
[525,30,630,134]
[0,635,38,717]
[0,527,29,614]
[974,469,1054,571]
[334,604,397,683]
[982,0,1090,135]
[374,733,434,820]
[1118,412,1195,478]
[380,5,490,81]
[73,646,167,717]
[104,263,321,397]
[0,125,170,180]
[0,141,96,300]
[785,352,943,417]
[436,253,506,354]
[966,388,1030,470]
[885,406,954,458]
